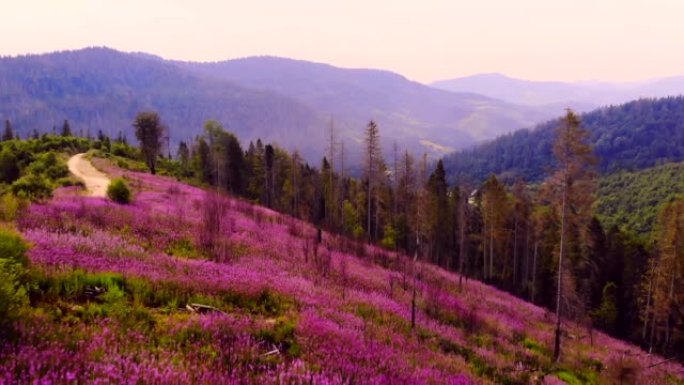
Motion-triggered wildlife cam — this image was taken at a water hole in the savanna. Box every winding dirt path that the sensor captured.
[67,153,110,197]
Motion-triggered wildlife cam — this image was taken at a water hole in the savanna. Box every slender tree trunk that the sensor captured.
[649,303,657,353]
[664,269,675,352]
[554,177,568,363]
[393,141,398,221]
[642,260,655,341]
[339,142,345,228]
[483,223,488,280]
[412,235,419,330]
[532,240,538,303]
[329,117,335,228]
[513,213,518,286]
[489,221,494,282]
[458,192,467,289]
[524,220,530,291]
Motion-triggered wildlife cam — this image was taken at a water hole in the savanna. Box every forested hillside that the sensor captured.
[596,162,684,235]
[0,47,561,166]
[442,96,684,184]
[0,48,324,159]
[181,57,556,157]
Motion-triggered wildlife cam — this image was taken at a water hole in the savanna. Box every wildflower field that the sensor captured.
[2,160,682,384]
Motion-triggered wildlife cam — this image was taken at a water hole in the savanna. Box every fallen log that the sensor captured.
[186,303,227,315]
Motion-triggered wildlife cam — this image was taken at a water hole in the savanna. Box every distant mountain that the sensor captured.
[0,48,559,166]
[431,73,684,111]
[442,96,684,184]
[178,57,558,159]
[0,47,323,159]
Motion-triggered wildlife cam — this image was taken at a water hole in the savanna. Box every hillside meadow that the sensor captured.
[0,157,682,384]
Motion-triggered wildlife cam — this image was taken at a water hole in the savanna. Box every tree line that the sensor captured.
[443,96,684,185]
[130,110,684,360]
[7,109,680,361]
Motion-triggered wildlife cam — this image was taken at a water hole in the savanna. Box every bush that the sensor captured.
[0,194,28,222]
[107,178,131,204]
[10,174,52,199]
[25,152,69,180]
[0,227,30,266]
[0,228,30,324]
[0,259,30,324]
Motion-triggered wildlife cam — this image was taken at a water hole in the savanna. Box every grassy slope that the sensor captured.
[3,158,683,384]
[596,162,684,236]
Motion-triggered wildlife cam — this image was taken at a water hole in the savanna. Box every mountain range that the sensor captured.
[432,73,684,111]
[0,47,560,165]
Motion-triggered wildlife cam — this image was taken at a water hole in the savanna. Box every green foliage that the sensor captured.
[592,282,619,331]
[555,365,599,385]
[596,162,684,234]
[0,228,30,324]
[133,111,165,175]
[444,96,684,185]
[0,194,27,222]
[255,316,301,358]
[0,136,87,200]
[522,337,548,355]
[0,228,30,266]
[0,149,20,183]
[107,178,131,204]
[0,259,30,323]
[380,224,397,249]
[555,370,583,385]
[25,152,69,180]
[10,173,53,199]
[165,238,202,259]
[352,224,365,240]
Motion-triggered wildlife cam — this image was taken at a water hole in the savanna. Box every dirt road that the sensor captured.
[67,153,110,197]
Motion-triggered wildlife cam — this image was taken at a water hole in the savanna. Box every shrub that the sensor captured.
[0,227,30,266]
[107,178,131,204]
[0,228,30,324]
[0,259,30,324]
[25,152,69,180]
[10,174,52,199]
[0,194,28,222]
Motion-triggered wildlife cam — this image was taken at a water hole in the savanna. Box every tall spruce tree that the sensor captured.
[547,109,597,362]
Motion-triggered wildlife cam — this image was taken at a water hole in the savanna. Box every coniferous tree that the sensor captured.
[178,141,190,165]
[61,120,72,137]
[427,160,450,267]
[546,109,597,362]
[642,199,684,353]
[481,175,508,282]
[364,121,382,241]
[3,120,13,141]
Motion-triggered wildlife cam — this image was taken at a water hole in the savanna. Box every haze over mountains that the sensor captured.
[0,47,557,164]
[432,72,684,110]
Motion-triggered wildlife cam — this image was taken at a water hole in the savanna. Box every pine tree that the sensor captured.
[547,109,597,362]
[3,120,13,141]
[644,199,684,353]
[481,175,508,282]
[178,141,190,169]
[427,160,450,267]
[61,119,72,137]
[364,121,382,241]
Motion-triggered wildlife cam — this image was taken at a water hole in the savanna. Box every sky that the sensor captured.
[1,0,683,83]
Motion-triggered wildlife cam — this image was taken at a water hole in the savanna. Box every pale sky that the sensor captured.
[1,0,683,83]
